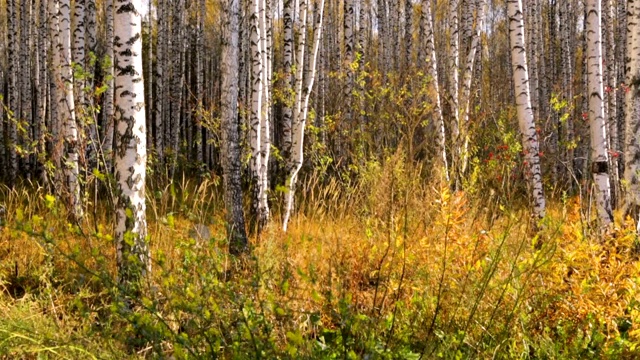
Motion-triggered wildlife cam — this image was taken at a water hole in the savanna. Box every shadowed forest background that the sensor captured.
[1,0,640,358]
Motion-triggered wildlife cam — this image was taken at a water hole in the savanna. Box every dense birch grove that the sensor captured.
[2,0,640,268]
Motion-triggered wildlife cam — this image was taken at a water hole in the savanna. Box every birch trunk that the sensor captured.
[114,0,150,286]
[459,0,485,175]
[20,0,33,177]
[283,0,324,232]
[586,0,613,225]
[507,0,546,219]
[221,0,249,254]
[7,0,18,182]
[624,0,640,231]
[59,0,83,220]
[422,0,448,179]
[249,0,265,230]
[449,0,461,184]
[103,0,115,171]
[154,0,165,163]
[282,0,295,160]
[258,0,271,228]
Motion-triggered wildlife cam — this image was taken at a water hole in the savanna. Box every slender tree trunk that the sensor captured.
[422,0,448,180]
[283,0,324,232]
[20,0,33,178]
[59,0,83,220]
[624,0,640,231]
[35,0,48,181]
[249,0,265,230]
[449,0,461,185]
[459,0,485,175]
[586,0,613,226]
[7,0,19,182]
[114,0,150,288]
[154,0,165,164]
[507,0,546,219]
[103,0,115,171]
[282,0,294,160]
[258,0,271,228]
[221,0,249,254]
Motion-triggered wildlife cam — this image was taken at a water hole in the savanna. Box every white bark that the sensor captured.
[507,0,546,219]
[283,0,324,232]
[103,0,115,170]
[258,0,271,228]
[249,0,265,229]
[282,0,294,158]
[59,0,83,219]
[586,0,613,225]
[459,0,485,175]
[624,0,640,231]
[114,0,150,284]
[422,0,448,179]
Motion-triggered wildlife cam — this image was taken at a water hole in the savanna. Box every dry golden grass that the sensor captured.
[1,161,640,358]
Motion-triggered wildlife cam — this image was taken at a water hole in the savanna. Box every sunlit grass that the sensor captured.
[1,160,640,358]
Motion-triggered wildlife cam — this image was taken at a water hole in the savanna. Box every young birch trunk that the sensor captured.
[282,0,295,160]
[7,0,18,182]
[35,0,47,181]
[507,0,546,219]
[195,0,205,163]
[20,0,33,177]
[604,0,620,207]
[258,0,271,228]
[60,0,83,220]
[422,0,448,180]
[154,0,164,163]
[344,0,354,124]
[249,0,265,230]
[113,0,150,287]
[73,0,86,112]
[49,0,61,182]
[221,0,249,254]
[624,0,640,231]
[170,2,185,177]
[283,0,324,232]
[459,0,485,175]
[102,0,115,171]
[449,0,460,185]
[586,0,613,226]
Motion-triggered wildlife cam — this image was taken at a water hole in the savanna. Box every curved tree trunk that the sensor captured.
[283,0,324,232]
[507,0,546,219]
[422,0,448,180]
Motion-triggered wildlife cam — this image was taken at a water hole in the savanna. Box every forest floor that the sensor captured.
[1,162,640,358]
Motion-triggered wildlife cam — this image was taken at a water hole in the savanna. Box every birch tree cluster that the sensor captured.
[1,0,640,241]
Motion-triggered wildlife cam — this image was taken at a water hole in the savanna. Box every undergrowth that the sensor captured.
[1,153,640,359]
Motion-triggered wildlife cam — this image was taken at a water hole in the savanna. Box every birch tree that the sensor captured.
[102,0,115,171]
[113,0,150,286]
[507,0,546,219]
[7,0,18,182]
[586,0,613,226]
[421,0,448,179]
[283,0,324,232]
[221,0,249,254]
[59,0,83,220]
[624,0,640,230]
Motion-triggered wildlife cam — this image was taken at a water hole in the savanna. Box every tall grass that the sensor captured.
[1,154,640,358]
